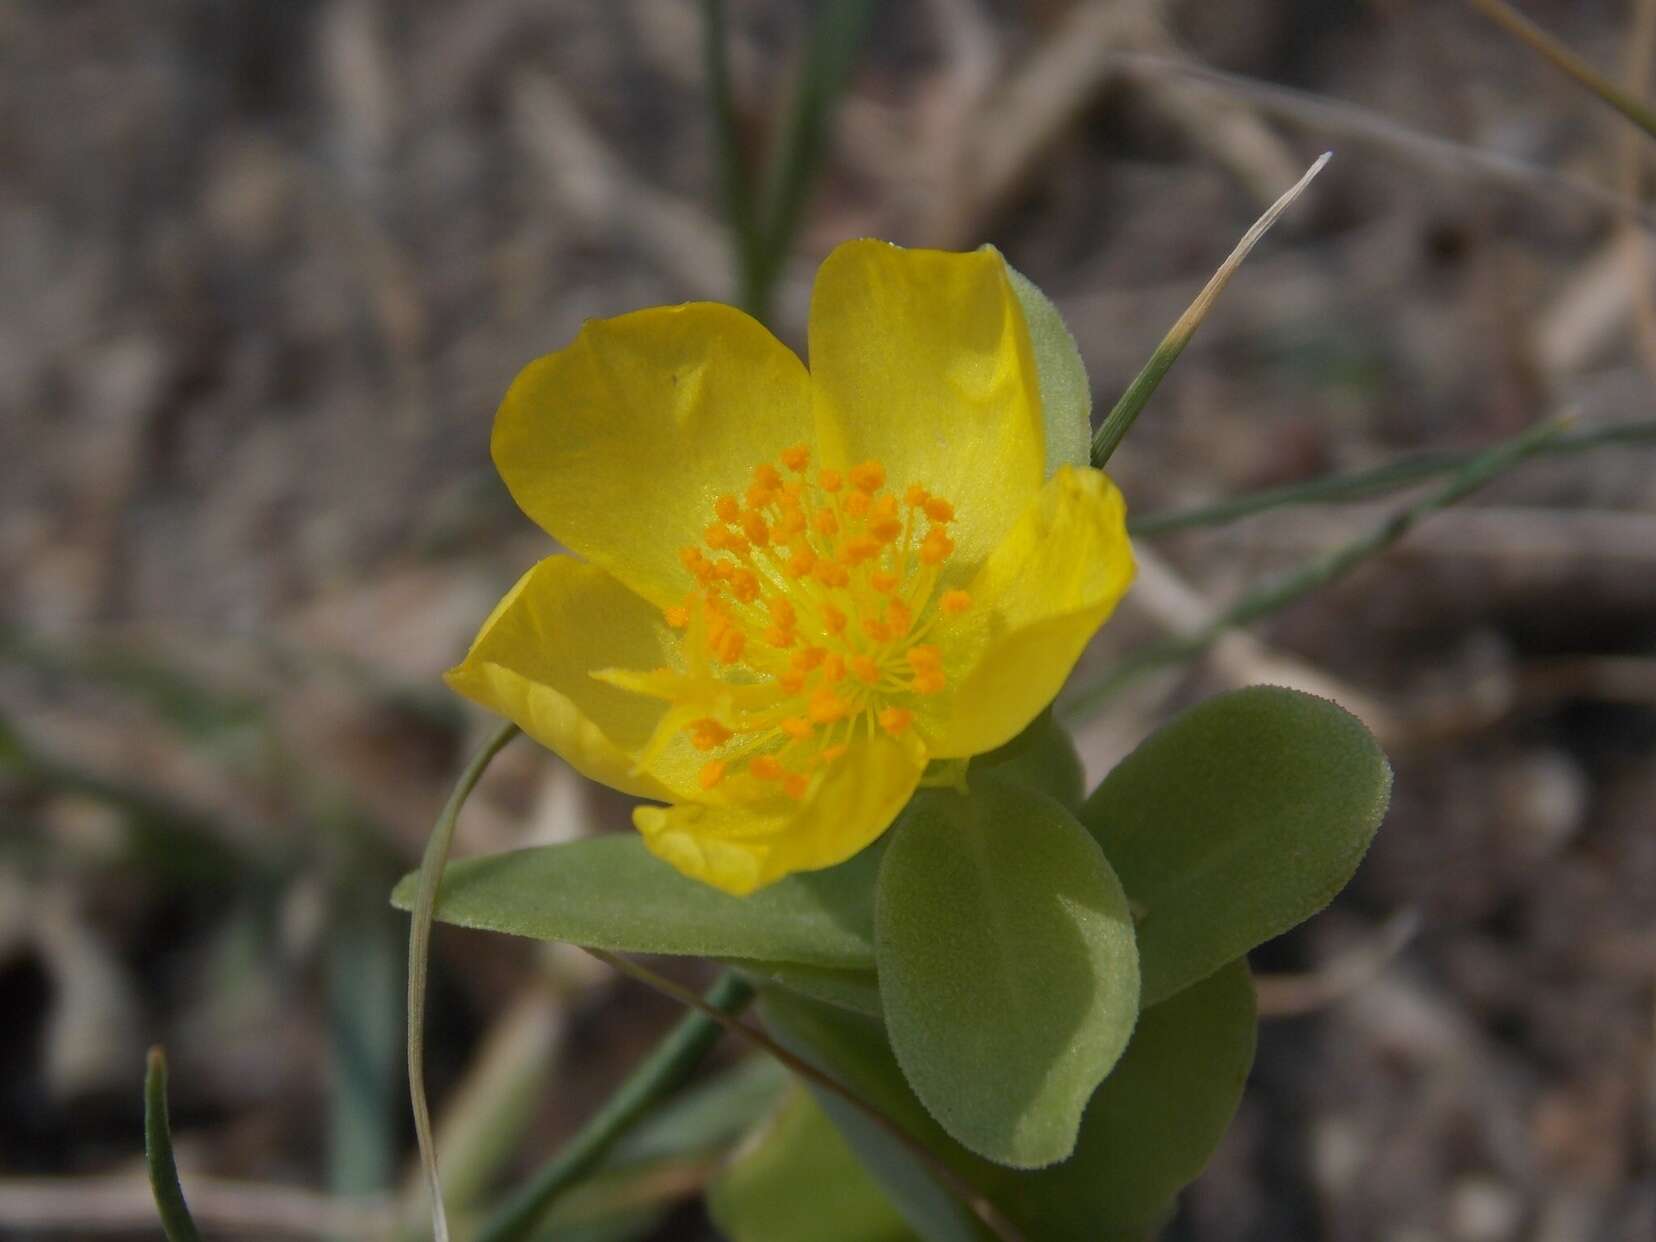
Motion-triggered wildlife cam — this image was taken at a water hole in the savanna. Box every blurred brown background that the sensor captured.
[3,1,1655,1239]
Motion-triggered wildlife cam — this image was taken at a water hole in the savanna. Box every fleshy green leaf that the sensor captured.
[994,959,1256,1237]
[724,959,883,1016]
[760,964,1256,1242]
[391,834,880,968]
[758,989,994,1242]
[1081,686,1391,1006]
[971,708,1085,811]
[709,1086,919,1242]
[875,776,1138,1168]
[994,251,1091,475]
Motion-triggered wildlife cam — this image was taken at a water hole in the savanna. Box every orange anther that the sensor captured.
[850,461,886,493]
[808,688,850,723]
[812,560,849,588]
[776,508,807,537]
[920,528,954,565]
[724,530,750,556]
[823,605,847,635]
[823,653,846,684]
[846,490,871,518]
[715,494,741,523]
[861,617,891,642]
[870,517,903,543]
[906,644,941,671]
[904,485,929,508]
[690,718,732,751]
[731,569,760,602]
[753,463,782,489]
[750,755,784,781]
[781,716,814,740]
[664,605,690,628]
[783,773,809,800]
[698,760,727,789]
[913,669,946,694]
[767,597,797,628]
[924,496,955,523]
[712,560,735,582]
[745,480,777,509]
[714,628,746,664]
[786,547,817,578]
[840,535,879,565]
[813,509,839,537]
[818,468,843,493]
[781,444,811,472]
[941,589,971,615]
[852,655,881,685]
[742,512,770,547]
[878,707,913,734]
[704,523,730,550]
[791,646,826,671]
[764,625,796,648]
[869,570,899,593]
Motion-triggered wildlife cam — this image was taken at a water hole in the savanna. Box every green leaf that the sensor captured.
[1081,686,1391,1006]
[724,959,883,1017]
[709,1087,919,1242]
[995,253,1091,475]
[758,989,995,1242]
[994,960,1256,1237]
[875,776,1138,1168]
[971,708,1085,811]
[391,834,880,969]
[760,965,1256,1242]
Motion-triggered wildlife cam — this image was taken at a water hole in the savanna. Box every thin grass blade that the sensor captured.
[145,1047,206,1242]
[1091,153,1331,467]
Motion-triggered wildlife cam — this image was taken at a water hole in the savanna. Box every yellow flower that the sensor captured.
[447,241,1134,894]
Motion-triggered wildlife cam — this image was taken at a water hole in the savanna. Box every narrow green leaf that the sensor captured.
[145,1047,206,1242]
[710,1087,919,1242]
[392,834,881,969]
[971,708,1085,812]
[1081,687,1391,1006]
[725,959,884,1016]
[407,722,519,1242]
[991,253,1091,475]
[875,777,1138,1168]
[1091,153,1329,467]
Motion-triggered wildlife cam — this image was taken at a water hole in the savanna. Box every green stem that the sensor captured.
[145,1048,205,1242]
[1066,416,1571,719]
[1128,418,1656,535]
[747,0,877,325]
[475,971,756,1242]
[702,0,765,316]
[407,721,519,1242]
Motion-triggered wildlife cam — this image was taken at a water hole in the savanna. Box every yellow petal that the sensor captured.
[922,466,1135,758]
[494,303,813,608]
[632,734,926,895]
[445,556,706,800]
[807,240,1045,573]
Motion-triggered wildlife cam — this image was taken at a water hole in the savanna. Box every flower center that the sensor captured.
[610,444,969,803]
